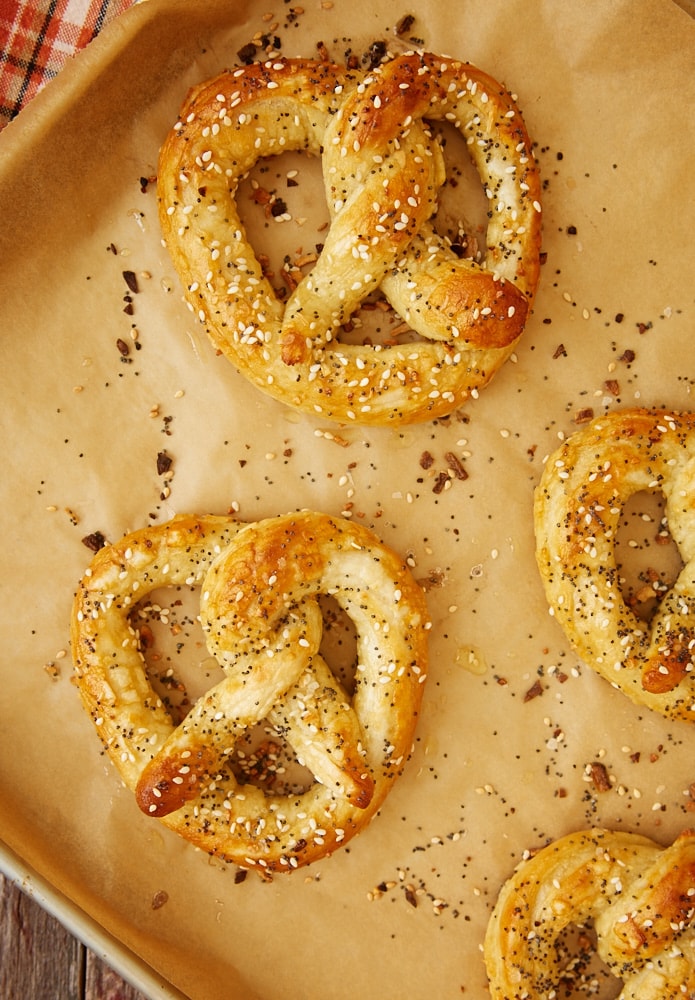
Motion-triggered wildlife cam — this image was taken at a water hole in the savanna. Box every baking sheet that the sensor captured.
[2,0,695,997]
[0,840,184,999]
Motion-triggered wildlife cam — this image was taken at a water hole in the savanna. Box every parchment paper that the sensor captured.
[1,1,695,997]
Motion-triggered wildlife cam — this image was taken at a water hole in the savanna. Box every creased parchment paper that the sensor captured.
[1,1,695,997]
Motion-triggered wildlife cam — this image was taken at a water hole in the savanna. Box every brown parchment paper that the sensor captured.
[2,0,695,996]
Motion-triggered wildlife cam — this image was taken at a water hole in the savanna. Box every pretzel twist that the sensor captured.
[534,408,695,721]
[158,53,542,425]
[484,828,695,999]
[70,513,429,872]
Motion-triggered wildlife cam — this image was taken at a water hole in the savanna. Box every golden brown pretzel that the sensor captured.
[158,53,542,425]
[534,408,695,721]
[71,512,429,872]
[484,827,695,999]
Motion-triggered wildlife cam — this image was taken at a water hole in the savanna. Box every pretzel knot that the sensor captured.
[70,512,429,872]
[484,827,695,998]
[158,53,542,425]
[534,408,695,722]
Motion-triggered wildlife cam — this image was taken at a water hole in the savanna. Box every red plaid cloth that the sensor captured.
[0,0,136,130]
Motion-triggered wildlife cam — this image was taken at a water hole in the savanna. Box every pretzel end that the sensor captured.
[135,746,217,818]
[641,646,693,694]
[345,770,375,810]
[458,274,529,350]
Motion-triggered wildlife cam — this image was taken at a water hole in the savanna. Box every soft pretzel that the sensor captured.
[484,827,695,999]
[158,53,542,425]
[534,408,695,722]
[70,512,429,872]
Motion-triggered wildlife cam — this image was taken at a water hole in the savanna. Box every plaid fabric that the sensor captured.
[0,0,135,130]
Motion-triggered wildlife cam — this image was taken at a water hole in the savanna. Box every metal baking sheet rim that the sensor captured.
[0,840,185,999]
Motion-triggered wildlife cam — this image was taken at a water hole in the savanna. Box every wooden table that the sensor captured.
[0,871,149,999]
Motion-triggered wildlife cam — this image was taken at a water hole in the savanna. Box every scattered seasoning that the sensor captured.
[234,869,248,884]
[151,890,169,910]
[553,343,567,359]
[238,30,281,63]
[157,451,173,476]
[419,450,435,470]
[270,197,288,218]
[116,338,130,358]
[237,42,258,64]
[588,762,612,792]
[404,885,418,908]
[138,623,155,650]
[432,471,450,495]
[122,269,139,294]
[685,783,695,813]
[82,531,107,552]
[363,39,387,69]
[314,428,350,447]
[64,507,79,526]
[418,568,446,591]
[619,348,636,363]
[523,679,543,702]
[573,407,594,424]
[395,13,415,36]
[444,452,468,481]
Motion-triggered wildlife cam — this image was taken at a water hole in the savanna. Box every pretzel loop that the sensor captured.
[318,53,540,350]
[71,513,429,872]
[158,54,542,425]
[484,828,695,999]
[534,408,695,721]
